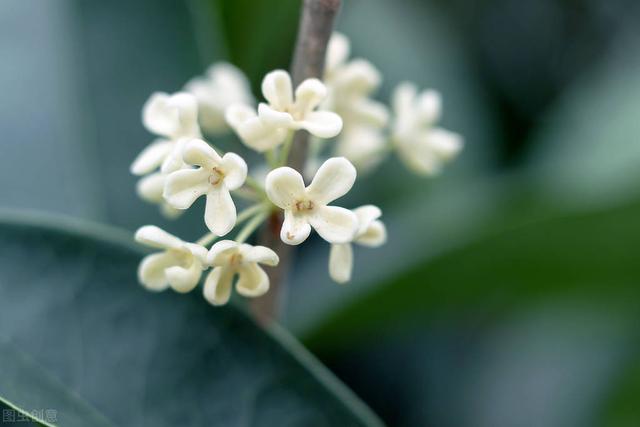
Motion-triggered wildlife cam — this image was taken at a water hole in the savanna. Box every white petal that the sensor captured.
[182,138,222,169]
[258,103,295,127]
[136,172,165,203]
[220,152,248,190]
[203,267,234,306]
[226,104,287,152]
[335,126,386,173]
[306,157,356,205]
[135,225,183,250]
[130,139,173,175]
[293,78,327,115]
[309,205,358,244]
[163,168,210,209]
[143,92,200,139]
[336,59,381,95]
[416,90,442,125]
[392,82,417,119]
[240,244,279,266]
[160,204,184,219]
[299,111,343,138]
[159,139,188,174]
[137,252,174,291]
[204,187,236,236]
[184,243,209,264]
[207,240,238,266]
[329,243,353,284]
[281,210,311,245]
[355,219,387,247]
[235,263,269,297]
[265,167,306,209]
[166,258,203,293]
[261,70,293,110]
[428,128,463,161]
[325,32,350,73]
[353,205,382,235]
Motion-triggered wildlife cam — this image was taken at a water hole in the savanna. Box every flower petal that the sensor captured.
[353,205,382,235]
[135,225,183,250]
[159,139,188,174]
[226,104,287,152]
[265,167,306,209]
[309,205,358,244]
[325,32,350,73]
[204,187,236,236]
[355,219,387,247]
[143,92,200,139]
[220,152,247,190]
[299,111,343,138]
[306,157,356,205]
[137,252,174,291]
[257,103,294,128]
[416,89,442,125]
[182,138,222,169]
[166,258,203,293]
[240,244,279,266]
[392,82,417,120]
[293,78,327,114]
[261,70,293,110]
[203,267,234,306]
[427,128,463,161]
[136,172,165,203]
[163,168,210,209]
[281,210,311,245]
[329,243,353,284]
[235,263,269,297]
[130,139,173,175]
[207,240,238,266]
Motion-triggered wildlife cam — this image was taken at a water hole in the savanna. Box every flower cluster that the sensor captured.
[132,33,462,306]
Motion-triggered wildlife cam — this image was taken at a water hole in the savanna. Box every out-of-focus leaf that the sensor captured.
[0,341,114,427]
[208,0,300,87]
[597,347,640,427]
[527,40,640,211]
[322,302,637,427]
[0,210,383,427]
[302,200,640,351]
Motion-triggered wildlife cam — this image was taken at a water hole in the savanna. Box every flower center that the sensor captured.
[294,200,314,212]
[208,167,225,186]
[229,252,243,266]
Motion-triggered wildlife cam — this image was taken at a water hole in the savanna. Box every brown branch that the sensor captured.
[250,0,341,325]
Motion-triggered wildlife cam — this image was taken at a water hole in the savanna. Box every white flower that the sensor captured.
[203,240,279,306]
[185,62,253,134]
[135,225,207,293]
[266,157,358,245]
[130,92,201,176]
[334,125,386,173]
[329,205,387,284]
[259,70,343,137]
[225,104,288,152]
[135,172,182,219]
[324,33,388,128]
[164,139,247,236]
[391,82,463,176]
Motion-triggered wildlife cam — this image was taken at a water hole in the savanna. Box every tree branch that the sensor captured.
[250,0,341,325]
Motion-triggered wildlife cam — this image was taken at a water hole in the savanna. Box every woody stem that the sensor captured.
[250,0,342,325]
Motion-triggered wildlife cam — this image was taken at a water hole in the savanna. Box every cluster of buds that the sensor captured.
[132,33,463,306]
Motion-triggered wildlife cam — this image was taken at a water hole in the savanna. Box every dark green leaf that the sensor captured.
[0,210,383,427]
[302,200,640,351]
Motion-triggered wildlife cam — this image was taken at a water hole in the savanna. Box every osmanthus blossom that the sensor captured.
[185,62,253,134]
[266,157,358,245]
[135,225,208,293]
[164,139,247,236]
[321,32,390,172]
[203,240,279,306]
[391,82,463,176]
[226,70,342,152]
[135,172,182,219]
[329,205,387,284]
[130,92,202,176]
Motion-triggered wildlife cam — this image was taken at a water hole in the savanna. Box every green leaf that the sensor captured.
[0,340,114,426]
[0,210,383,427]
[302,200,640,351]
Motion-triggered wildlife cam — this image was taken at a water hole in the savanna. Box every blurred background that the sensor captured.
[2,0,640,425]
